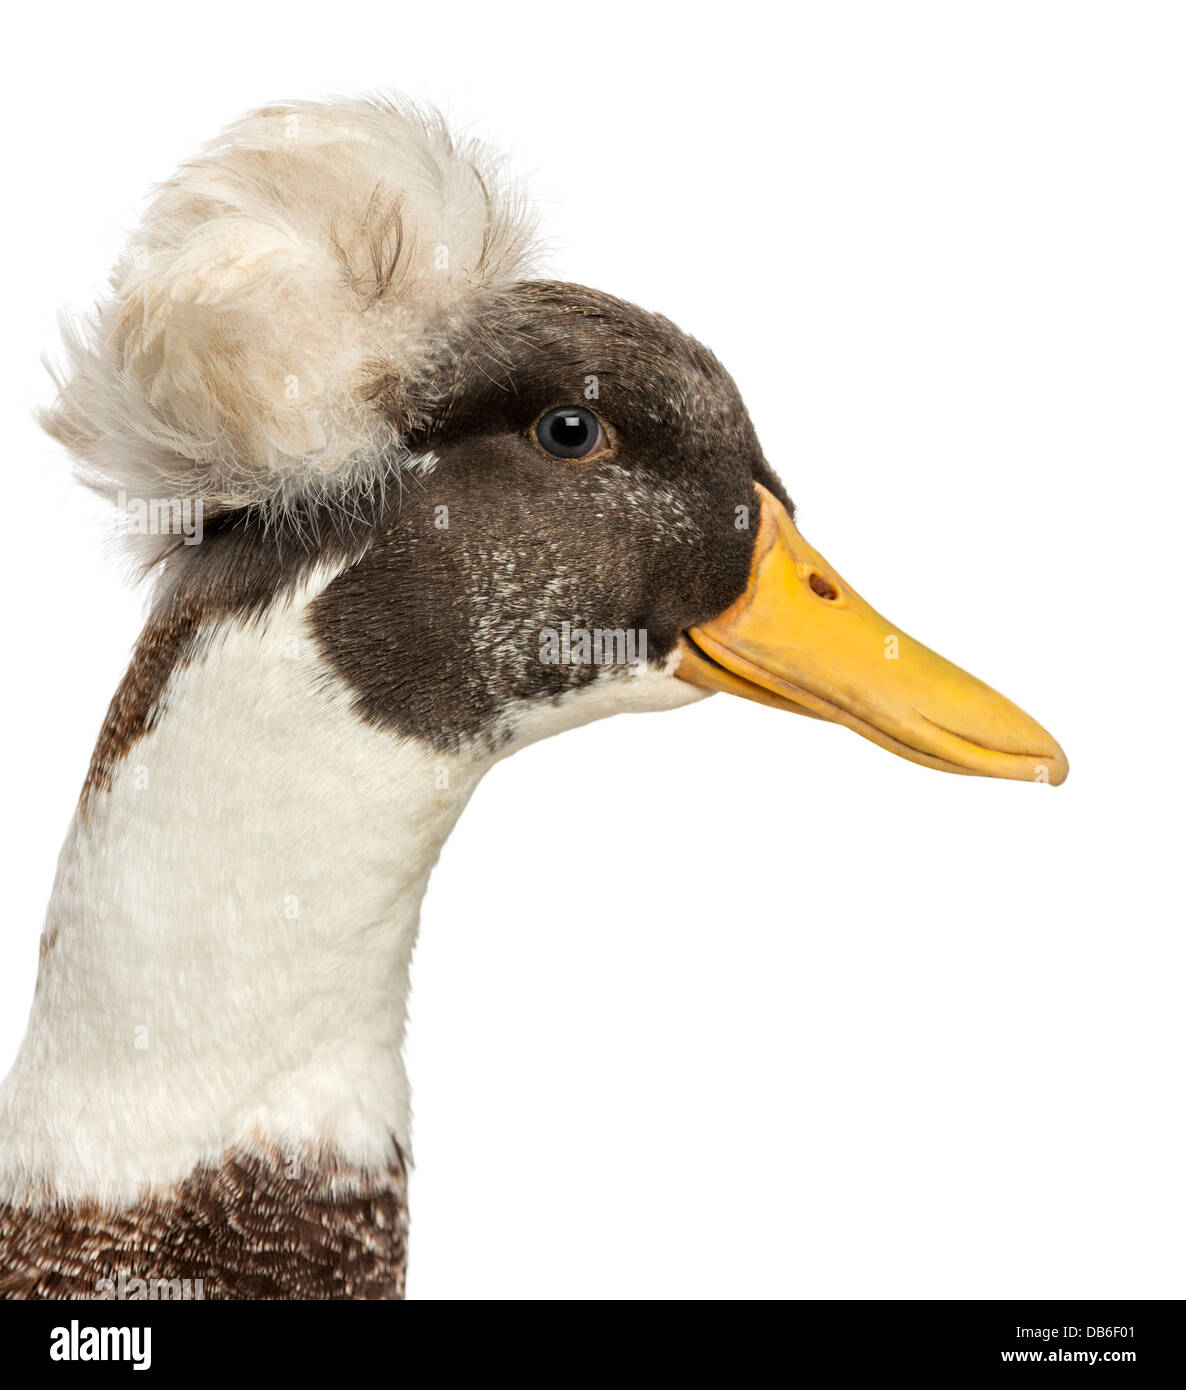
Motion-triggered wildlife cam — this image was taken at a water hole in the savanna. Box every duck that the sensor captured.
[0,96,1067,1301]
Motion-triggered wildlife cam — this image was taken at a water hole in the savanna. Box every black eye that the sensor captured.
[534,406,607,459]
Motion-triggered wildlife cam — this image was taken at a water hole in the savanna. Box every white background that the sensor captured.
[2,2,1182,1299]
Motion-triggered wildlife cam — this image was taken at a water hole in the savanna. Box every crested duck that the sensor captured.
[0,97,1067,1300]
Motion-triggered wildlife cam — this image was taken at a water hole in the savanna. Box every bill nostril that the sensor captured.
[808,572,839,601]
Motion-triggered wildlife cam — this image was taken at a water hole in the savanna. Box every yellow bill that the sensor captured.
[678,483,1067,785]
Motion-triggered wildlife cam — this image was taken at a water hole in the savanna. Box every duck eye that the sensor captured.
[534,406,606,459]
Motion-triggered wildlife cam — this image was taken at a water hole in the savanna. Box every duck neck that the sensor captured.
[0,593,488,1207]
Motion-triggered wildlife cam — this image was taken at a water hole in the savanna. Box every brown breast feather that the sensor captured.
[0,1143,409,1300]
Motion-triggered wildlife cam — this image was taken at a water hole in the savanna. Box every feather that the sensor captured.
[40,95,538,554]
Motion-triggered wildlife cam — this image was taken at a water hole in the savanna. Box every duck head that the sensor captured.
[311,279,1066,784]
[46,98,1066,785]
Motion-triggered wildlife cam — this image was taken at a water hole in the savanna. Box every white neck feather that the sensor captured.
[0,576,702,1207]
[0,592,487,1205]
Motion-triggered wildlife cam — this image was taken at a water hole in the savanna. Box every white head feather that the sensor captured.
[41,97,537,535]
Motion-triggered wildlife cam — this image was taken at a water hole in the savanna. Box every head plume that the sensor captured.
[42,96,538,551]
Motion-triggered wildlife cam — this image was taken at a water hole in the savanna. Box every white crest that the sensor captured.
[41,97,538,549]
